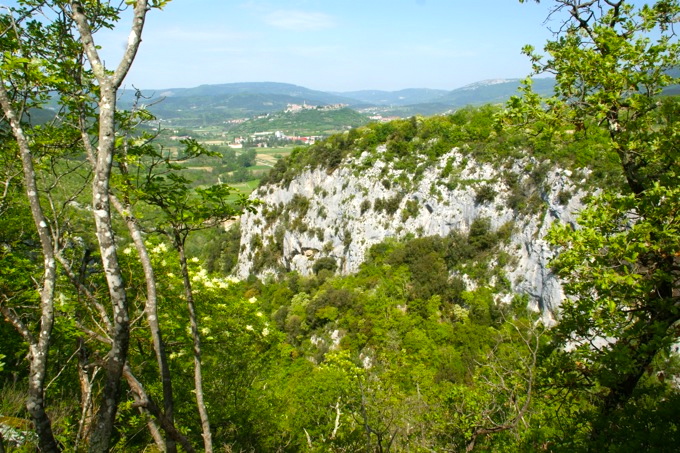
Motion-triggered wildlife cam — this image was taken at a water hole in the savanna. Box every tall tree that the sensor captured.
[1,1,170,451]
[68,2,151,449]
[125,138,257,452]
[110,96,181,453]
[0,6,77,449]
[510,0,680,445]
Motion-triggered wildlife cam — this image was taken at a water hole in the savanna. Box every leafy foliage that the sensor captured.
[2,1,679,451]
[218,229,545,451]
[229,107,369,137]
[508,0,680,448]
[262,104,622,193]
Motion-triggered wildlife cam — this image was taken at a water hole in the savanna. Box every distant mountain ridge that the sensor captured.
[437,78,556,106]
[336,79,556,107]
[119,78,557,127]
[334,88,450,106]
[149,82,357,105]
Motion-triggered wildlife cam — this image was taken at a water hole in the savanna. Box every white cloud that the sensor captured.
[264,10,335,31]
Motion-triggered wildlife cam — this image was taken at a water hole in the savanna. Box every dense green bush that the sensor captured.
[259,104,621,197]
[401,198,420,222]
[312,256,338,275]
[474,184,497,205]
[360,198,371,215]
[468,217,495,251]
[288,193,310,216]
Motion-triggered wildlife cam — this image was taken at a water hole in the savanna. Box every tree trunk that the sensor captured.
[77,89,178,453]
[69,3,150,450]
[0,81,61,453]
[86,83,130,453]
[75,340,98,449]
[112,191,177,453]
[123,365,197,453]
[174,231,213,453]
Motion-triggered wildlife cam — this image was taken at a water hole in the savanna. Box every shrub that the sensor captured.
[315,228,325,241]
[384,193,404,215]
[312,257,338,275]
[373,197,385,213]
[289,194,310,216]
[474,184,497,205]
[342,229,352,248]
[557,189,573,205]
[360,199,371,215]
[250,234,263,250]
[306,288,357,328]
[400,198,420,222]
[468,217,496,251]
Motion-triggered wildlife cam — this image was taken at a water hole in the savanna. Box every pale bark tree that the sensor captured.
[0,82,61,452]
[130,138,257,453]
[81,95,180,453]
[67,3,145,447]
[174,230,214,453]
[1,1,175,451]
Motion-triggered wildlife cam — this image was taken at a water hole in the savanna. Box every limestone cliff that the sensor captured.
[236,139,588,319]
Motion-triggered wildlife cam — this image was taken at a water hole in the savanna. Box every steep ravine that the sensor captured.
[236,146,587,320]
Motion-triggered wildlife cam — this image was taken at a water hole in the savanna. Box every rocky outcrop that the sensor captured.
[236,146,587,319]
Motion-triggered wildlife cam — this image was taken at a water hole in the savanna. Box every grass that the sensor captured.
[232,179,260,193]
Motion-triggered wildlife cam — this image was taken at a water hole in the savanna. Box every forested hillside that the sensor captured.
[228,107,370,137]
[1,1,679,452]
[235,107,599,321]
[119,79,558,127]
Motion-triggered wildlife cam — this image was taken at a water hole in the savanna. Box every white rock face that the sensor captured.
[236,147,586,320]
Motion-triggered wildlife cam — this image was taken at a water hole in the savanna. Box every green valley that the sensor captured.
[1,1,679,453]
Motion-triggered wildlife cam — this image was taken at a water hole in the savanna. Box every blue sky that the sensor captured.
[90,0,562,92]
[2,0,610,91]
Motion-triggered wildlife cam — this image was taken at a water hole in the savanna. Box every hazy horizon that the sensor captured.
[2,0,652,92]
[125,77,547,94]
[99,0,561,92]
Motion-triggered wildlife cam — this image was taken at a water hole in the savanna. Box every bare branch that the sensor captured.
[123,364,197,453]
[0,304,34,343]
